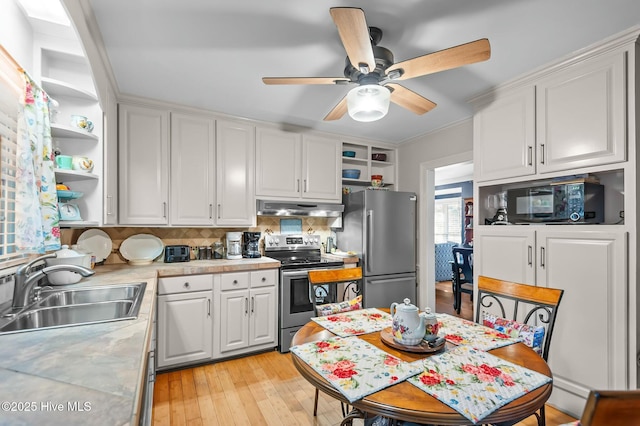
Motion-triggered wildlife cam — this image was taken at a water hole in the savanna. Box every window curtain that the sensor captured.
[15,73,60,253]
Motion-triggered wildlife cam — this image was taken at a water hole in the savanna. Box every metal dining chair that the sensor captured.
[451,246,473,314]
[307,267,363,420]
[476,275,565,426]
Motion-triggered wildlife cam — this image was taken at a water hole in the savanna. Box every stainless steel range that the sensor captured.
[265,234,345,353]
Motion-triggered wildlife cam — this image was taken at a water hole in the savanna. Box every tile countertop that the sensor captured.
[0,257,280,426]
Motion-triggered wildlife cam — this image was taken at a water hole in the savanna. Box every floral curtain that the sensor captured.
[15,74,60,253]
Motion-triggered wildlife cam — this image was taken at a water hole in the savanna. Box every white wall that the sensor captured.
[0,0,34,71]
[397,119,474,309]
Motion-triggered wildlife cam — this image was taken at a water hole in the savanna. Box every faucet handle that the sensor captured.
[16,253,57,276]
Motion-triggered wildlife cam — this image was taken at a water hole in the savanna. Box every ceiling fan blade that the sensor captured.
[262,77,350,85]
[387,83,437,115]
[330,7,376,73]
[387,38,491,80]
[324,95,348,121]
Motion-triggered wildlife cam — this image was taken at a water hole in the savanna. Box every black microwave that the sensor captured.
[506,182,604,223]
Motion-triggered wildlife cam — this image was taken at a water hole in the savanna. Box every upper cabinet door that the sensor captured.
[255,127,302,198]
[216,120,255,226]
[170,112,216,226]
[118,103,169,225]
[473,86,536,182]
[302,135,341,201]
[536,51,626,173]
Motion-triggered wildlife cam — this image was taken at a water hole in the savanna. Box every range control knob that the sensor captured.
[569,212,581,222]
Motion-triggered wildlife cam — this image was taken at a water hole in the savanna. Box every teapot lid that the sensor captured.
[423,307,436,319]
[397,298,418,312]
[55,244,83,258]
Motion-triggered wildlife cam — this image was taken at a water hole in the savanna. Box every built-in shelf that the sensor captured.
[51,123,99,141]
[342,141,396,187]
[54,169,99,182]
[41,77,97,101]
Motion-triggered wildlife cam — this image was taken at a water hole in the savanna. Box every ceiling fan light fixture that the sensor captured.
[347,84,390,122]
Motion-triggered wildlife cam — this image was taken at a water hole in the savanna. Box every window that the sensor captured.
[0,46,26,264]
[434,197,462,244]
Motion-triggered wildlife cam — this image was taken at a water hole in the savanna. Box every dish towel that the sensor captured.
[291,336,421,403]
[408,345,551,424]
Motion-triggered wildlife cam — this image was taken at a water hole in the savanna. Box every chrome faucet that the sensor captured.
[12,253,95,309]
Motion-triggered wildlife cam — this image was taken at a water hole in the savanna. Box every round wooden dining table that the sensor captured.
[291,315,553,425]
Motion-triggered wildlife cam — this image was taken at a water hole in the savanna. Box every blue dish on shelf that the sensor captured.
[57,190,83,199]
[342,169,361,179]
[342,150,356,158]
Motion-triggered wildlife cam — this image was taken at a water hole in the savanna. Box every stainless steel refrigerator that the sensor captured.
[336,190,417,309]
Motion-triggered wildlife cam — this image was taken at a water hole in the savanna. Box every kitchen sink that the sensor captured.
[0,282,147,334]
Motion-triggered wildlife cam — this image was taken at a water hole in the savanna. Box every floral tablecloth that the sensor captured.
[437,313,521,351]
[291,336,421,403]
[311,308,392,337]
[408,345,551,424]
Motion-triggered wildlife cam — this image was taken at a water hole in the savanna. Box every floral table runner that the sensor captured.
[437,313,521,351]
[408,345,551,424]
[291,336,421,403]
[311,308,392,337]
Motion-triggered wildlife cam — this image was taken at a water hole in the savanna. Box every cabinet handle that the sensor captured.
[251,296,255,314]
[304,179,308,193]
[261,277,266,282]
[297,179,300,192]
[245,297,248,315]
[183,282,190,288]
[540,144,545,165]
[207,298,211,317]
[162,202,167,218]
[540,246,546,268]
[527,146,533,166]
[209,204,213,219]
[527,246,532,266]
[233,279,238,285]
[217,204,221,219]
[107,195,113,215]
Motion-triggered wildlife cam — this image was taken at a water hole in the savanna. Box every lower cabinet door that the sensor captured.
[157,291,212,369]
[249,286,276,346]
[219,289,250,353]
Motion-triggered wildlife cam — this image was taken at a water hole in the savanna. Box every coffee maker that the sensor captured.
[243,232,261,258]
[225,232,243,260]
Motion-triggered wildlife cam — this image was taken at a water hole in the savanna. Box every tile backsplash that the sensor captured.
[61,217,334,264]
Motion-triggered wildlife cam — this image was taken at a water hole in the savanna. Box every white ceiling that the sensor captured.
[84,0,640,145]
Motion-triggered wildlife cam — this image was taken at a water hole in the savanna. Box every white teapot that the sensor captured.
[390,298,426,346]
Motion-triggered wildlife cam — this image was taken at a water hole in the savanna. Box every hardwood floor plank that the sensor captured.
[152,372,171,426]
[168,373,187,426]
[180,369,201,422]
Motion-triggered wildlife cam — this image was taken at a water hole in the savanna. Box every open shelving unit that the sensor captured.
[341,141,396,190]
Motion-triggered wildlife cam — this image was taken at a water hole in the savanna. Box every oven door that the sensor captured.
[280,266,342,329]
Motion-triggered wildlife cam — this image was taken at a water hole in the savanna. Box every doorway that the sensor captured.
[417,152,472,312]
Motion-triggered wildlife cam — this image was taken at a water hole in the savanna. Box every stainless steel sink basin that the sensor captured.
[0,282,147,334]
[36,284,141,307]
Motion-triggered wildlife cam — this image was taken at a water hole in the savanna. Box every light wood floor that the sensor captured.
[152,282,578,425]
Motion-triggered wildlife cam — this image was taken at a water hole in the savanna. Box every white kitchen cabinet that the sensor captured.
[118,102,169,225]
[214,269,278,359]
[170,112,216,225]
[216,119,255,226]
[473,86,536,182]
[474,226,628,416]
[473,49,626,182]
[156,275,214,369]
[255,127,341,202]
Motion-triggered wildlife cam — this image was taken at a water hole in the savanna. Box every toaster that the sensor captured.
[164,245,190,263]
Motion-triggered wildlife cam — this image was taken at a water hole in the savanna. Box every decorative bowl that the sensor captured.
[342,169,361,179]
[342,150,356,158]
[372,153,387,161]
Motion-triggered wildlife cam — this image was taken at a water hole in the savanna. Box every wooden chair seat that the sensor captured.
[579,389,640,426]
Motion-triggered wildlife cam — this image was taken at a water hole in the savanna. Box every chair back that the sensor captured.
[580,389,640,426]
[475,276,564,361]
[452,246,473,284]
[308,267,362,316]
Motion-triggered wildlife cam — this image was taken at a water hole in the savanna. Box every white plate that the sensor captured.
[120,234,164,262]
[77,229,112,263]
[332,251,358,258]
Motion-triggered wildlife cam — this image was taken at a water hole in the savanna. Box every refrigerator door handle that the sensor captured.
[366,210,373,273]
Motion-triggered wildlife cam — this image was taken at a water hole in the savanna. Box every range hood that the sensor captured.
[256,200,344,217]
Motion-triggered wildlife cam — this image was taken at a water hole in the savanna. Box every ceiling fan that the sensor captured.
[262,7,491,122]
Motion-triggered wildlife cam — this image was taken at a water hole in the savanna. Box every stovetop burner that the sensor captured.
[264,234,344,269]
